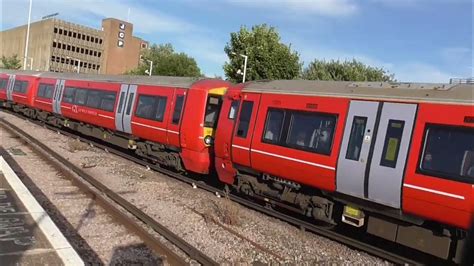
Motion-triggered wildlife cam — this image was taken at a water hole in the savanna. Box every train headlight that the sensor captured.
[204,135,213,145]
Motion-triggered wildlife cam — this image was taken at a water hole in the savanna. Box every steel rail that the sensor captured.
[0,113,420,265]
[0,117,218,266]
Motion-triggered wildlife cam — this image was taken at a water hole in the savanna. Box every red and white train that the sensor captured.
[1,70,473,261]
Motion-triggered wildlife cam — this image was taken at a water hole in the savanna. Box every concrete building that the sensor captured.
[0,18,148,75]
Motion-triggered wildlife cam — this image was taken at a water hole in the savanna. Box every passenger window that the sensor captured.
[346,116,368,161]
[135,95,156,120]
[286,111,336,155]
[263,109,284,143]
[0,78,8,90]
[236,101,254,138]
[154,97,167,122]
[380,120,405,168]
[74,89,87,105]
[13,81,27,93]
[44,85,54,98]
[37,84,46,98]
[100,92,116,112]
[63,87,76,103]
[125,93,135,115]
[117,92,125,113]
[420,126,474,181]
[86,90,101,109]
[228,100,240,120]
[172,95,185,125]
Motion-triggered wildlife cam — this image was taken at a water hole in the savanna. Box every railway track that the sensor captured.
[0,117,218,266]
[0,114,422,265]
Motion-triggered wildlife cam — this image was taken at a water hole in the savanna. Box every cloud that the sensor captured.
[224,0,358,16]
[1,0,197,34]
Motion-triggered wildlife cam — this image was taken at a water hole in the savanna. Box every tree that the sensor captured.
[301,59,395,82]
[127,43,201,77]
[1,54,22,69]
[224,24,301,83]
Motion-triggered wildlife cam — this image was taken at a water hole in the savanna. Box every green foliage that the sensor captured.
[302,59,395,82]
[1,54,22,70]
[127,43,201,77]
[224,24,301,82]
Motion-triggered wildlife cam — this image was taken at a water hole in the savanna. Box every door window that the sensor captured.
[172,95,184,125]
[236,101,254,138]
[125,93,135,115]
[117,92,125,113]
[346,116,368,161]
[380,120,405,168]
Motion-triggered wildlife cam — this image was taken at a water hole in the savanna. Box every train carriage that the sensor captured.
[0,70,230,175]
[214,80,474,260]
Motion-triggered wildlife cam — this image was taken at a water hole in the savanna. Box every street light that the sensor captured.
[66,56,81,73]
[141,59,153,76]
[23,0,33,70]
[22,57,33,70]
[231,52,248,83]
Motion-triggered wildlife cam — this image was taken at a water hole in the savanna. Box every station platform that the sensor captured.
[0,156,84,265]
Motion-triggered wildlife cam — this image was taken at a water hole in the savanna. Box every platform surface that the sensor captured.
[0,156,83,265]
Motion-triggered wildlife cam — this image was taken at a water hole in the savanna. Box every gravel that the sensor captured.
[1,111,389,264]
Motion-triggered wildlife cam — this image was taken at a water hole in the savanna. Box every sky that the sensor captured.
[1,0,473,82]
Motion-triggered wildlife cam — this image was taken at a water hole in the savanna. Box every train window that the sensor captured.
[172,95,185,125]
[204,95,222,128]
[86,90,101,109]
[37,84,54,99]
[13,81,28,93]
[135,95,156,120]
[263,109,285,143]
[346,116,368,161]
[286,111,336,155]
[236,101,254,138]
[63,87,76,103]
[0,78,8,90]
[380,120,405,168]
[100,92,116,112]
[117,92,125,113]
[228,100,240,120]
[419,125,474,182]
[125,93,135,115]
[74,89,87,105]
[154,97,167,122]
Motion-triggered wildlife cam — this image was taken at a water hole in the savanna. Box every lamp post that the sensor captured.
[23,0,33,70]
[67,56,81,73]
[144,60,153,76]
[23,57,33,70]
[231,52,248,83]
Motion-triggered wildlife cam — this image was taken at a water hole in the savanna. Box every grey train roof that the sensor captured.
[243,80,474,104]
[0,69,203,88]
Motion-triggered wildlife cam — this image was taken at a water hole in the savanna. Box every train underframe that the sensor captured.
[232,166,467,263]
[1,100,468,263]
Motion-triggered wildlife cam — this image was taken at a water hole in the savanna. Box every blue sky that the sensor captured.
[2,0,472,82]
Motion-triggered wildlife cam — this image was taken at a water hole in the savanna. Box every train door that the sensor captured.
[114,84,137,134]
[337,101,417,208]
[6,74,15,101]
[231,93,261,167]
[52,79,65,114]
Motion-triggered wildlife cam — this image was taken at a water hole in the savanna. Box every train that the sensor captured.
[1,69,472,262]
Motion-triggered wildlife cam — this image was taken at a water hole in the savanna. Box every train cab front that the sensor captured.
[179,82,229,175]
